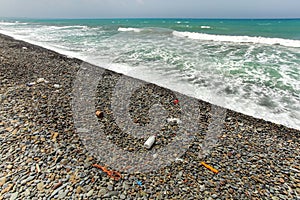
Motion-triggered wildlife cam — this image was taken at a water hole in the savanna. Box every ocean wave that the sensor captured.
[172,31,300,48]
[117,27,173,35]
[118,27,142,33]
[0,21,28,25]
[45,25,89,30]
[0,22,16,25]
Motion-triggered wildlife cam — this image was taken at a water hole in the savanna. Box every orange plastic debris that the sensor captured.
[173,99,179,104]
[201,161,219,174]
[92,164,122,181]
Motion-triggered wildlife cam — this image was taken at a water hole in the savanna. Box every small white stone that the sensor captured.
[22,47,27,50]
[24,188,30,196]
[58,190,67,199]
[7,164,13,169]
[87,189,94,197]
[37,78,45,83]
[36,164,41,173]
[10,192,19,200]
[37,182,44,191]
[77,128,90,133]
[200,185,205,192]
[166,118,182,124]
[0,177,6,186]
[175,157,183,162]
[153,154,158,159]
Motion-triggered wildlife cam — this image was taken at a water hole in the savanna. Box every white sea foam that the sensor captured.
[0,21,28,25]
[0,22,18,25]
[44,25,88,30]
[173,31,300,48]
[200,26,211,29]
[0,29,83,59]
[117,27,172,35]
[118,27,142,33]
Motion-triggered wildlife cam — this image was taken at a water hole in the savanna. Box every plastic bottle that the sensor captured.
[144,135,156,149]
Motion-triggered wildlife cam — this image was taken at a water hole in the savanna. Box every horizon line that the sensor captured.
[1,16,300,20]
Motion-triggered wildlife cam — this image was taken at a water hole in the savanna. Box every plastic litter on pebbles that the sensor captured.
[144,135,156,149]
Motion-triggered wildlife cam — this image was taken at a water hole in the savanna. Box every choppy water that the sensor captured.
[0,18,299,130]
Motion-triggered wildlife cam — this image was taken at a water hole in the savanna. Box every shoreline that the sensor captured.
[1,28,299,131]
[1,31,299,132]
[1,33,299,199]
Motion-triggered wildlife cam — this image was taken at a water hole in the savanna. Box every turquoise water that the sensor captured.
[0,18,299,130]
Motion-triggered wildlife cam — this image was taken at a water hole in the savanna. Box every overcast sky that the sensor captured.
[0,0,299,19]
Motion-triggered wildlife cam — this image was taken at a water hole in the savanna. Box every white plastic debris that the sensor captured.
[53,84,61,89]
[27,82,36,86]
[22,47,27,50]
[166,118,182,124]
[144,135,155,149]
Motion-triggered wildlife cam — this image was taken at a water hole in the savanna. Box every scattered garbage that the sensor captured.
[36,78,49,84]
[92,164,121,181]
[201,161,219,174]
[22,47,27,50]
[95,110,104,118]
[27,78,49,86]
[144,135,156,149]
[26,82,36,87]
[173,99,179,105]
[53,84,61,89]
[166,118,182,124]
[136,180,142,186]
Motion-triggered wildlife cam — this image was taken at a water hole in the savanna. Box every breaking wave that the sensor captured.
[173,31,300,48]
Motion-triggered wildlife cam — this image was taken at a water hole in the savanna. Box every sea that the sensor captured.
[0,18,299,130]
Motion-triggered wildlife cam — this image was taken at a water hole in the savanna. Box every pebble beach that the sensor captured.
[0,33,300,199]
